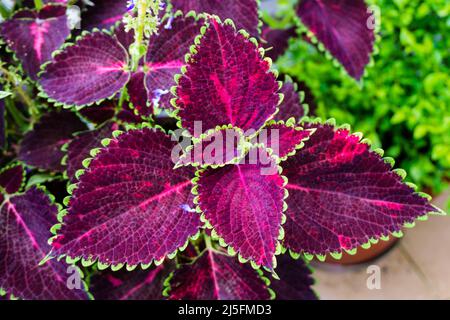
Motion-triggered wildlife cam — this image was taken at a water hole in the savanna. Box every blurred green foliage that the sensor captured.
[266,0,449,195]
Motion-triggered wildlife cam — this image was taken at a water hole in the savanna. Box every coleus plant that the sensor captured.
[0,0,446,300]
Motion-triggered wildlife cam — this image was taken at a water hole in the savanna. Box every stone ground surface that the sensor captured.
[311,190,450,300]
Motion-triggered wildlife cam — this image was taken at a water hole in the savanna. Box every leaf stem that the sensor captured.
[118,86,128,109]
[204,234,213,250]
[5,98,29,130]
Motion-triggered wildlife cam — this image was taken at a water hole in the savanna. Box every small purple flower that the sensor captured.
[127,0,135,11]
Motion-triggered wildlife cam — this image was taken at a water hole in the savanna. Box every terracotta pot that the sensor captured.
[324,236,399,265]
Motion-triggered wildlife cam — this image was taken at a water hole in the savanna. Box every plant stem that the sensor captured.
[131,1,149,71]
[0,65,38,119]
[118,87,128,109]
[5,98,28,130]
[34,0,43,10]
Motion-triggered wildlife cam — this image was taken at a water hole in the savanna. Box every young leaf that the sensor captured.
[256,122,312,160]
[176,19,279,137]
[0,4,70,80]
[18,111,88,172]
[261,24,297,61]
[66,122,118,182]
[53,128,201,267]
[274,77,308,122]
[82,0,129,31]
[167,249,271,300]
[269,254,317,300]
[296,0,375,80]
[0,163,25,195]
[282,123,441,256]
[177,127,245,167]
[196,147,285,269]
[144,14,204,112]
[90,262,175,300]
[39,31,130,107]
[0,187,89,300]
[171,0,260,37]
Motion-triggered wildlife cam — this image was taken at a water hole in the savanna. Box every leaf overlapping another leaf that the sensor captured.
[166,248,272,300]
[194,147,286,270]
[261,24,297,61]
[18,110,88,172]
[270,254,317,300]
[144,13,205,113]
[64,122,119,182]
[274,76,310,122]
[90,262,175,300]
[282,121,443,259]
[52,128,201,268]
[175,18,280,137]
[0,187,90,300]
[0,163,25,195]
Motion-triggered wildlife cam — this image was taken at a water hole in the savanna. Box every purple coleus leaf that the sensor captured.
[116,103,147,124]
[261,24,297,61]
[39,31,130,107]
[0,4,70,80]
[296,0,375,80]
[257,121,313,161]
[195,147,285,269]
[128,71,151,117]
[144,14,205,113]
[52,128,201,267]
[0,163,25,195]
[78,101,116,125]
[65,122,118,182]
[18,110,88,172]
[282,122,441,257]
[274,77,309,122]
[167,248,272,300]
[82,0,129,31]
[113,22,134,50]
[176,19,280,137]
[90,262,175,300]
[170,0,260,37]
[270,254,317,300]
[0,187,89,300]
